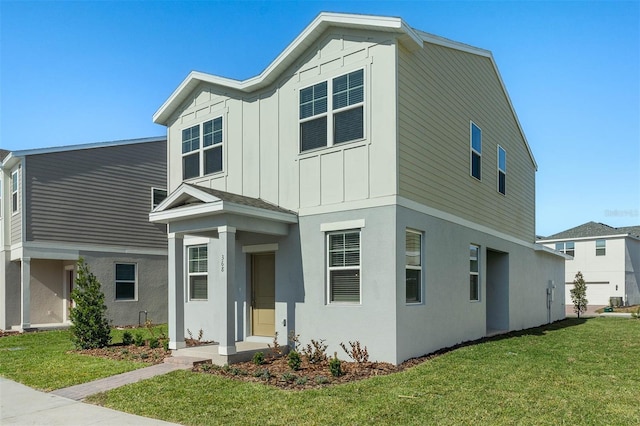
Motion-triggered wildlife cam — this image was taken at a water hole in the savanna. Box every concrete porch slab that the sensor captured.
[171,341,280,366]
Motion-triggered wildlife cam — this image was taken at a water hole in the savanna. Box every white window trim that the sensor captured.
[114,263,138,302]
[11,170,19,215]
[299,67,366,153]
[470,244,480,302]
[181,114,225,180]
[405,229,424,305]
[555,241,575,258]
[326,229,362,305]
[595,239,606,256]
[187,244,208,301]
[497,145,506,195]
[470,121,482,181]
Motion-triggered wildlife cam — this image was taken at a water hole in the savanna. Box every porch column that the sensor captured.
[216,226,236,355]
[168,233,185,350]
[20,257,31,330]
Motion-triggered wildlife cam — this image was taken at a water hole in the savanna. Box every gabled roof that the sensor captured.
[150,183,297,225]
[153,12,537,170]
[0,149,9,161]
[540,221,640,240]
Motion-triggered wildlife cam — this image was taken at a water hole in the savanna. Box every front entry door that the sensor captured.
[251,253,275,337]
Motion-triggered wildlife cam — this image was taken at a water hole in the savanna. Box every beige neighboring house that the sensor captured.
[150,12,565,365]
[0,138,169,331]
[539,222,640,307]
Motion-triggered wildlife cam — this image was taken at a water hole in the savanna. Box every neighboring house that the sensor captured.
[539,222,640,307]
[150,12,565,365]
[0,137,169,331]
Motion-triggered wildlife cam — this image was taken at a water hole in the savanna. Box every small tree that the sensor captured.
[69,258,111,349]
[570,271,588,318]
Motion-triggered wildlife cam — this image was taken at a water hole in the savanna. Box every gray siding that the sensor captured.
[25,141,167,249]
[397,43,536,242]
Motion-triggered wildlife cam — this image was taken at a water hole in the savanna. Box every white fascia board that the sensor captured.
[150,200,297,225]
[0,153,20,170]
[152,183,221,213]
[4,137,166,160]
[153,12,419,125]
[538,234,632,243]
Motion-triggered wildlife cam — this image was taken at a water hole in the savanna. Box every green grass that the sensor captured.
[0,325,166,391]
[87,318,640,425]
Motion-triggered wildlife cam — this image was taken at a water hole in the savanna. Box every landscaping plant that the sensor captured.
[570,271,588,318]
[69,258,111,349]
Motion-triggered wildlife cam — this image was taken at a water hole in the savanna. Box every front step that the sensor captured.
[164,355,210,367]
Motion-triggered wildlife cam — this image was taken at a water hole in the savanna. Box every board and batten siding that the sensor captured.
[25,141,167,249]
[397,43,536,242]
[10,166,22,245]
[165,29,398,212]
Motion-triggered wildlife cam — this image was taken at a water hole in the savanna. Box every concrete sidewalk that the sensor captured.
[0,378,180,425]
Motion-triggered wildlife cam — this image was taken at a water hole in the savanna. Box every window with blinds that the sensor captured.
[115,263,136,301]
[300,69,364,152]
[327,230,361,303]
[181,116,224,180]
[470,122,482,180]
[406,230,422,303]
[188,245,208,300]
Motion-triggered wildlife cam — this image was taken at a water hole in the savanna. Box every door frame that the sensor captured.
[250,252,276,338]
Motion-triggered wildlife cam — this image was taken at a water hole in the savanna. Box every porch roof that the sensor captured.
[149,183,297,235]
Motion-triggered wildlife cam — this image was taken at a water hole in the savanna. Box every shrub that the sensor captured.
[314,375,329,385]
[149,337,160,349]
[134,332,145,347]
[288,330,301,352]
[303,339,328,364]
[163,339,169,351]
[281,372,296,383]
[268,332,283,358]
[340,340,369,363]
[122,331,133,346]
[329,353,342,377]
[253,351,265,365]
[69,258,111,349]
[295,376,308,385]
[287,350,302,371]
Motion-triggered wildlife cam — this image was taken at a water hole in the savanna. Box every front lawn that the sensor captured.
[0,325,167,391]
[88,318,640,425]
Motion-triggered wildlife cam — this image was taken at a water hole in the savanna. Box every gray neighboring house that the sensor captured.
[0,137,169,331]
[150,12,566,365]
[539,222,640,306]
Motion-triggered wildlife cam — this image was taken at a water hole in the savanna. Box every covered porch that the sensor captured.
[150,184,298,358]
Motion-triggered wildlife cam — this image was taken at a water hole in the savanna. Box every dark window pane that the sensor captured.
[300,117,327,151]
[471,152,481,179]
[183,153,199,179]
[205,146,223,174]
[190,276,208,300]
[333,91,348,110]
[406,269,421,303]
[330,270,360,302]
[498,171,506,194]
[334,106,363,144]
[471,124,481,153]
[152,189,167,208]
[116,264,135,281]
[470,275,479,301]
[116,282,135,300]
[333,74,347,93]
[300,86,313,104]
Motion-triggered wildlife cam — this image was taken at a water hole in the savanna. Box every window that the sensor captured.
[11,170,18,213]
[327,230,360,303]
[470,122,482,180]
[115,263,136,301]
[595,239,606,256]
[300,69,364,152]
[188,245,208,300]
[182,117,223,180]
[555,242,575,257]
[470,245,480,301]
[406,230,422,303]
[497,145,506,195]
[0,176,2,218]
[151,188,167,210]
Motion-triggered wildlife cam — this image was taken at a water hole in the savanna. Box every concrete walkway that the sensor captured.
[0,378,180,425]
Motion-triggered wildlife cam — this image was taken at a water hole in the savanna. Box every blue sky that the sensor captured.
[0,1,638,236]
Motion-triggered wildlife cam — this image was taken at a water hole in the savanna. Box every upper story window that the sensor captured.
[327,230,361,304]
[595,239,606,256]
[497,145,506,195]
[182,116,223,180]
[470,122,482,180]
[11,170,18,214]
[151,188,167,210]
[406,230,423,304]
[300,69,364,152]
[555,241,575,257]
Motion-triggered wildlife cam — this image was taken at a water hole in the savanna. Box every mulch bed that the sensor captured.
[72,343,171,364]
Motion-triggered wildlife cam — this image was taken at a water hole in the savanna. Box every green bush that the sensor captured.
[287,350,302,371]
[69,258,111,349]
[329,353,342,377]
[253,351,265,365]
[122,331,133,346]
[134,332,145,347]
[149,337,160,349]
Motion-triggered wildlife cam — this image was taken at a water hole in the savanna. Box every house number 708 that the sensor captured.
[221,255,225,272]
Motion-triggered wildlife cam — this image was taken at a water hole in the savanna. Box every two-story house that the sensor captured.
[539,222,640,307]
[150,12,566,364]
[1,137,169,331]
